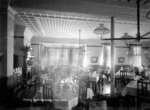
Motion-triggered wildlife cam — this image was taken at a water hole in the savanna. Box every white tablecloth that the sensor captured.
[121,79,150,97]
[87,88,94,99]
[54,96,78,110]
[89,76,99,83]
[121,81,137,96]
[54,88,94,110]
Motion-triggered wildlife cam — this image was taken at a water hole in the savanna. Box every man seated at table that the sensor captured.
[103,67,111,81]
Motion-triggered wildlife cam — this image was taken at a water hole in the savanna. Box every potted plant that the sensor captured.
[21,45,31,84]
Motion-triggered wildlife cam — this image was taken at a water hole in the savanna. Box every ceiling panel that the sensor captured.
[35,17,104,39]
[16,11,150,39]
[13,0,150,40]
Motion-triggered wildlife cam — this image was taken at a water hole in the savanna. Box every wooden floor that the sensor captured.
[1,79,150,110]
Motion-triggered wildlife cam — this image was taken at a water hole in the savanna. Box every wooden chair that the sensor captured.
[120,70,130,87]
[88,80,97,94]
[78,76,89,103]
[120,70,127,78]
[115,70,127,91]
[137,80,150,109]
[115,76,122,90]
[78,82,87,105]
[42,84,53,106]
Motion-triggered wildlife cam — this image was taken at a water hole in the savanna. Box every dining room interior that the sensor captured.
[0,0,150,110]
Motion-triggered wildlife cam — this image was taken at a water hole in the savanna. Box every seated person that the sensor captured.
[103,67,110,80]
[133,67,139,76]
[116,66,124,74]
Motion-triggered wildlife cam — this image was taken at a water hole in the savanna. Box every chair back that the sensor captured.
[78,82,87,104]
[43,84,53,100]
[137,80,150,97]
[120,70,128,79]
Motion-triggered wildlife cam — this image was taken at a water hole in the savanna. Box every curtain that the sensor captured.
[48,48,79,66]
[40,46,48,70]
[131,46,141,67]
[102,44,111,68]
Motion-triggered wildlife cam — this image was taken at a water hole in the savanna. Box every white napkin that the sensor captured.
[134,76,141,81]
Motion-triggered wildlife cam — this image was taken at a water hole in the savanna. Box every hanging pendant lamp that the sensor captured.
[93,24,110,39]
[93,24,110,35]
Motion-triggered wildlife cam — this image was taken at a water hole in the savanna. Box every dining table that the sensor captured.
[88,73,100,93]
[33,81,94,110]
[89,72,100,83]
[53,95,78,110]
[121,76,147,97]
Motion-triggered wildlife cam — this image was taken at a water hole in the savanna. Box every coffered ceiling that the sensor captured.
[12,0,150,40]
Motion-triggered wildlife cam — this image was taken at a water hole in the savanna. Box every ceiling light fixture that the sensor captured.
[102,0,150,41]
[126,44,149,56]
[121,33,134,39]
[93,24,110,39]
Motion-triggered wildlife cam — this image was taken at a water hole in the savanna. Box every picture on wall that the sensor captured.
[118,57,125,63]
[91,57,98,63]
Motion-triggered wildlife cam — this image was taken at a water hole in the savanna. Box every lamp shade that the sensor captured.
[93,24,110,35]
[121,33,134,38]
[144,51,149,54]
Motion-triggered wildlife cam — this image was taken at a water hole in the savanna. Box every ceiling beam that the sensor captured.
[141,31,150,38]
[102,37,150,40]
[143,0,150,5]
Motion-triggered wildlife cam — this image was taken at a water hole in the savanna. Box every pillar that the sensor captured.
[110,17,115,95]
[0,1,16,97]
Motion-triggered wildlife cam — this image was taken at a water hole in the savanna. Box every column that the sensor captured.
[110,17,115,95]
[0,2,16,97]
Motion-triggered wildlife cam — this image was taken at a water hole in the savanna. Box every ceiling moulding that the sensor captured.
[31,37,103,45]
[11,0,149,11]
[42,43,81,48]
[81,0,150,9]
